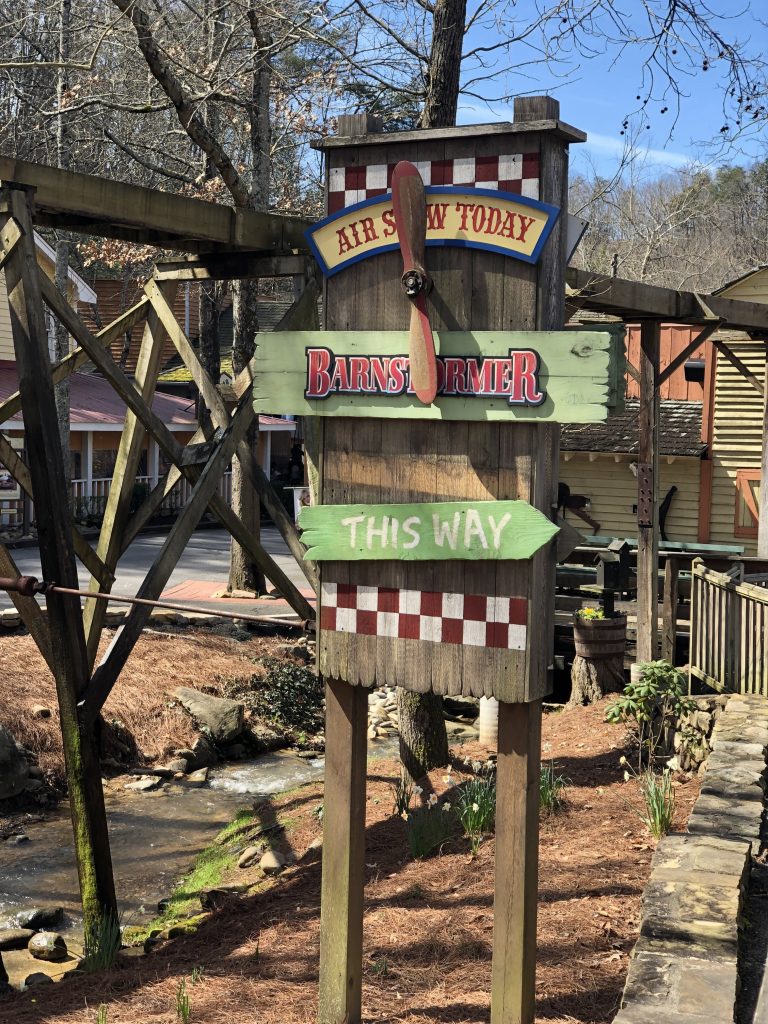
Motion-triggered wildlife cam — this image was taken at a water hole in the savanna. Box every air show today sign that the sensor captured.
[306,186,559,276]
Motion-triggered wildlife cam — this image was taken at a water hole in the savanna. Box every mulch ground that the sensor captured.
[0,699,701,1024]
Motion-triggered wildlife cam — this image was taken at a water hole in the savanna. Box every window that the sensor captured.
[734,469,761,539]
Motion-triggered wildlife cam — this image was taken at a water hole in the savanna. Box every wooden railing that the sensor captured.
[690,559,768,696]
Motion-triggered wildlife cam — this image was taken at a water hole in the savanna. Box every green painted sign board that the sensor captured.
[298,500,559,561]
[252,328,625,423]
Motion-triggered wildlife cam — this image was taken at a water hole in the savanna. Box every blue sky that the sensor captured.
[455,3,768,180]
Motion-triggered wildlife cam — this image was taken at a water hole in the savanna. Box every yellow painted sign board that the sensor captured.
[306,186,559,277]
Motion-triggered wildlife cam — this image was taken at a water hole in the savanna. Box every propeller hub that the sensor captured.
[401,268,431,297]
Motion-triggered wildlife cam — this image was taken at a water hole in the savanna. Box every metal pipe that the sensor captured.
[0,575,312,631]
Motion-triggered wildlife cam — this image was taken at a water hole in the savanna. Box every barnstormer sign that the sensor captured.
[306,186,559,276]
[253,328,624,422]
[299,499,559,561]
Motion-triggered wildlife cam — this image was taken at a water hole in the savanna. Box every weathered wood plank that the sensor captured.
[300,499,558,561]
[636,320,661,663]
[144,275,319,592]
[253,329,623,422]
[153,253,308,281]
[567,266,768,332]
[0,155,310,251]
[662,556,680,663]
[318,677,368,1024]
[491,699,542,1024]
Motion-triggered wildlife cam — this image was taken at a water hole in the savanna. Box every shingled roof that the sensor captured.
[561,400,705,457]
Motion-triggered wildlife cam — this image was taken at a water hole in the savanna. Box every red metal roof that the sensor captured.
[0,361,195,427]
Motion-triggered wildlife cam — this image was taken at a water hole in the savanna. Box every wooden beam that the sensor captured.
[0,155,311,252]
[83,391,256,721]
[636,320,660,663]
[567,267,768,332]
[144,275,319,592]
[318,677,368,1024]
[0,295,150,425]
[1,183,117,938]
[0,543,53,670]
[661,556,680,664]
[712,339,765,396]
[491,700,542,1024]
[38,273,185,464]
[656,320,722,388]
[153,253,308,281]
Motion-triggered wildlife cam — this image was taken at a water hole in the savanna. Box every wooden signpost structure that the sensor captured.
[255,97,619,1024]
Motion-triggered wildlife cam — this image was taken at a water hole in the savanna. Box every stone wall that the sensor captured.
[666,693,729,774]
[614,693,768,1024]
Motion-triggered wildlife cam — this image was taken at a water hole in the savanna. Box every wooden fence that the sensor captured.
[690,559,768,696]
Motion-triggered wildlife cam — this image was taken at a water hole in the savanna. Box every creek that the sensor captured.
[0,749,340,935]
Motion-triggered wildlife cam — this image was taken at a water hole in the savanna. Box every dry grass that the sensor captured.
[0,700,701,1024]
[0,628,297,782]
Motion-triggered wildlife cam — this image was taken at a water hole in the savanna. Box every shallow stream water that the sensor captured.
[0,749,334,934]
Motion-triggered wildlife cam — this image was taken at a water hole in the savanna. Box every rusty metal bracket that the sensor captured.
[636,462,654,528]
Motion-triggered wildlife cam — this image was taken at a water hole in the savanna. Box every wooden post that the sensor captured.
[661,556,680,664]
[318,678,368,1024]
[1,184,117,939]
[759,367,768,559]
[637,319,661,663]
[491,700,542,1024]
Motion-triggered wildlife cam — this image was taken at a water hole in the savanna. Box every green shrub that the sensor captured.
[606,660,695,770]
[251,657,324,732]
[539,761,569,814]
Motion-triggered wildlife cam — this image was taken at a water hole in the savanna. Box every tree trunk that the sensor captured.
[398,688,450,783]
[568,655,624,707]
[198,283,222,433]
[54,0,72,486]
[229,10,271,593]
[228,277,266,593]
[421,0,467,128]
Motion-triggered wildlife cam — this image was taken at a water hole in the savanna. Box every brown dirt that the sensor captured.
[0,699,700,1024]
[0,627,299,786]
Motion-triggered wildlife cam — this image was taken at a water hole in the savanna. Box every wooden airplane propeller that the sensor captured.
[391,161,438,405]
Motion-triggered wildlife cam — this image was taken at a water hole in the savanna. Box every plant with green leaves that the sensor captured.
[81,911,121,973]
[176,978,191,1023]
[406,795,456,859]
[621,757,676,839]
[250,657,324,733]
[96,1006,108,1024]
[455,776,496,855]
[605,660,695,771]
[190,965,204,984]
[539,761,569,814]
[574,606,605,620]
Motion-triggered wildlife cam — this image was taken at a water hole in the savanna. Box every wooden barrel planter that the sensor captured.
[573,613,627,660]
[569,613,627,705]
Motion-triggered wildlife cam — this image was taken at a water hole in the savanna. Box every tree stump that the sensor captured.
[568,614,627,707]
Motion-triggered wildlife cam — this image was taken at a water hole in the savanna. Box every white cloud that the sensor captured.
[581,130,694,169]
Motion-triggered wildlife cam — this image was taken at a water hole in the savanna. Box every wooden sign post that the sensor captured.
[255,98,609,1024]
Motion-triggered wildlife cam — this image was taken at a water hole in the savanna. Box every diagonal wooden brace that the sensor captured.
[41,273,314,621]
[0,543,53,670]
[144,276,318,591]
[82,391,261,722]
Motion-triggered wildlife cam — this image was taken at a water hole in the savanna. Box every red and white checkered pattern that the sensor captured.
[327,154,540,213]
[320,583,527,650]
